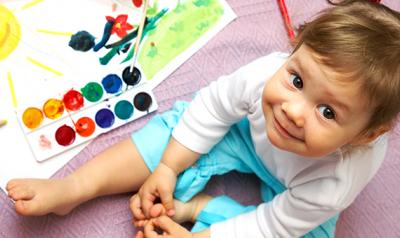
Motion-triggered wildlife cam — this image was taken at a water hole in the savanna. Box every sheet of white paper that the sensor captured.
[0,0,236,193]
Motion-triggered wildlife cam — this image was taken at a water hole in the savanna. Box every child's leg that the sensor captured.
[6,138,150,216]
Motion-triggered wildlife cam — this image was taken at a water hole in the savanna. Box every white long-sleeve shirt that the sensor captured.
[172,52,388,238]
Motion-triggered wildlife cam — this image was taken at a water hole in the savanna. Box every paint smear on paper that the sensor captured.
[39,135,52,149]
[139,0,225,80]
[0,5,21,61]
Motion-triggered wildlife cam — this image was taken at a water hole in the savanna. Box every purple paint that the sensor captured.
[95,108,115,128]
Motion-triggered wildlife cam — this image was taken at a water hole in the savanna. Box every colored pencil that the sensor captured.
[277,0,295,40]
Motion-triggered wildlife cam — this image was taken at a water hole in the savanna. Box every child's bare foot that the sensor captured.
[6,177,84,216]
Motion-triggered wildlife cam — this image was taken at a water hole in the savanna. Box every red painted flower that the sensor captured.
[106,14,133,38]
[132,0,143,8]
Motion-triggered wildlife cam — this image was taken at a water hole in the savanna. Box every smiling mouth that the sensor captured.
[273,117,303,142]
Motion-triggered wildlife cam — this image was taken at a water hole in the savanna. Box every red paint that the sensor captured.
[55,125,76,146]
[75,117,95,137]
[63,89,84,111]
[132,0,142,8]
[107,14,134,38]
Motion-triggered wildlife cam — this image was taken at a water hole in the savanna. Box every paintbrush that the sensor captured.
[130,0,149,79]
[0,120,7,128]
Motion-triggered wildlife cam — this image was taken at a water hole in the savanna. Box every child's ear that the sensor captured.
[350,124,391,145]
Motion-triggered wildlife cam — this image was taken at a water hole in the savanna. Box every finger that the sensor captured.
[141,192,157,218]
[159,190,175,216]
[130,194,146,220]
[135,230,144,238]
[143,220,161,238]
[153,216,176,232]
[133,219,148,228]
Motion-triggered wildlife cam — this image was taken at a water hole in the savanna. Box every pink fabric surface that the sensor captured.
[1,1,399,237]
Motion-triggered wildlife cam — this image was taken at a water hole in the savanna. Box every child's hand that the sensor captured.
[135,162,177,218]
[135,215,192,238]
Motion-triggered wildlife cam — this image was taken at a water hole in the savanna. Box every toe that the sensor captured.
[6,179,21,191]
[14,200,29,215]
[14,200,41,216]
[8,186,35,201]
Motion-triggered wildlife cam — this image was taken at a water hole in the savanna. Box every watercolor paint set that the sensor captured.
[16,67,157,162]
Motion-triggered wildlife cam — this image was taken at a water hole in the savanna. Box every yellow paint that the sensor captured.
[7,71,18,108]
[36,29,73,36]
[21,0,44,10]
[22,107,43,129]
[0,4,21,61]
[27,56,64,76]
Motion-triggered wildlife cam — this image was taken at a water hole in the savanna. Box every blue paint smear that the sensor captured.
[69,31,95,52]
[95,108,115,128]
[93,20,114,52]
[102,74,123,94]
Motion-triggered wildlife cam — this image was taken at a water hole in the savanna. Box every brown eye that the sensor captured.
[318,105,336,120]
[290,74,303,89]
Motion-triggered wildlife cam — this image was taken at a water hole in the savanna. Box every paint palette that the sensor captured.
[17,68,157,162]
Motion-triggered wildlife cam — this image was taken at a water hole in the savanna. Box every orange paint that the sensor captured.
[75,117,95,137]
[22,107,43,129]
[43,98,64,119]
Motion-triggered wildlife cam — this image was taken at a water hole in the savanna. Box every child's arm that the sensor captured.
[133,137,201,219]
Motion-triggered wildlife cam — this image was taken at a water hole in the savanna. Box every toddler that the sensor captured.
[6,1,400,237]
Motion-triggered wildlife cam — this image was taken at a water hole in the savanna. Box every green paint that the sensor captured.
[147,45,158,58]
[114,100,133,120]
[81,82,103,102]
[99,47,119,65]
[194,0,212,7]
[139,0,224,80]
[121,9,168,64]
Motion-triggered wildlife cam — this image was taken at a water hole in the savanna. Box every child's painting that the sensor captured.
[0,0,235,191]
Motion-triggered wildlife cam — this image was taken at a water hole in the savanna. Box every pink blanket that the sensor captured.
[2,0,399,237]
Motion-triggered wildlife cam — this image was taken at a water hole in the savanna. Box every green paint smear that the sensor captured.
[139,0,224,80]
[81,82,104,102]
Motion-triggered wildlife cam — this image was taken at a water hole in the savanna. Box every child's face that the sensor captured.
[262,45,372,158]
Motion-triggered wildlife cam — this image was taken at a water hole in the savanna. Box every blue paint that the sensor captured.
[102,74,122,94]
[69,31,95,52]
[93,20,114,52]
[115,100,134,120]
[95,108,115,128]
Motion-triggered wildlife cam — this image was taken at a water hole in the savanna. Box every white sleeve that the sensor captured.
[210,191,341,238]
[172,53,285,154]
[210,136,388,238]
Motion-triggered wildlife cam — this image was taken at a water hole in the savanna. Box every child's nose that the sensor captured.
[281,101,305,127]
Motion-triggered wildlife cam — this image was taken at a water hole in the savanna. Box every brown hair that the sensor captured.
[293,0,400,134]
